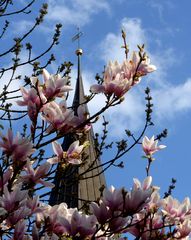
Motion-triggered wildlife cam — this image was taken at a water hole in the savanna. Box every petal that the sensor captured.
[35,162,50,178]
[47,157,59,164]
[7,129,14,144]
[90,84,105,94]
[133,178,141,189]
[52,141,63,157]
[77,105,85,120]
[158,144,166,149]
[145,64,157,73]
[39,179,54,188]
[61,85,73,92]
[20,87,28,97]
[30,77,38,86]
[142,176,152,190]
[75,145,84,154]
[143,136,150,146]
[67,140,79,154]
[150,136,155,144]
[131,51,140,66]
[16,100,26,106]
[68,159,82,165]
[43,69,50,83]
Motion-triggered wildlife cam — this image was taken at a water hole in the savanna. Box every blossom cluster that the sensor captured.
[0,46,190,240]
[0,173,190,239]
[17,69,90,135]
[90,51,156,97]
[0,128,189,239]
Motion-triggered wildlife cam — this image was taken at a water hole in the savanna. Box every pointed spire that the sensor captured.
[49,43,106,209]
[73,48,84,113]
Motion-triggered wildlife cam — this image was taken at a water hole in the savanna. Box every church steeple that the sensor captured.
[49,45,106,209]
[72,48,84,113]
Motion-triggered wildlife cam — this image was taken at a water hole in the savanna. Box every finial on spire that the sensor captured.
[72,27,83,55]
[75,48,83,56]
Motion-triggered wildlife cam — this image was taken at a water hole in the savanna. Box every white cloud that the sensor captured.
[96,89,144,135]
[148,0,175,25]
[147,48,176,88]
[100,18,146,63]
[11,0,111,38]
[47,0,110,27]
[153,79,191,119]
[12,19,52,36]
[99,17,176,88]
[96,17,191,134]
[0,52,33,108]
[12,20,33,35]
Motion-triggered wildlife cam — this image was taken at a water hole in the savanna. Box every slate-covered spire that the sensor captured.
[49,48,106,209]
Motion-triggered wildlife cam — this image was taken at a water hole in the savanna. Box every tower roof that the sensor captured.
[49,49,106,209]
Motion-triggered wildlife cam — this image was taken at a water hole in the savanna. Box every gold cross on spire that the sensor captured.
[72,27,83,53]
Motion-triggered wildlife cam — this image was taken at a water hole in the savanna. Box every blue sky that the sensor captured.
[2,0,191,202]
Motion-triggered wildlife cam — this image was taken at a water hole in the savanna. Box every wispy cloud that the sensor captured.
[47,0,110,27]
[95,17,191,134]
[100,18,146,63]
[148,0,175,25]
[0,52,33,108]
[11,0,111,38]
[153,79,191,119]
[12,20,33,35]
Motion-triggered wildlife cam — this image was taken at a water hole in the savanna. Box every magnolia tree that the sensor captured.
[0,1,191,240]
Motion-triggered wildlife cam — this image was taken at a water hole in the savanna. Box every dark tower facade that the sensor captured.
[49,48,106,209]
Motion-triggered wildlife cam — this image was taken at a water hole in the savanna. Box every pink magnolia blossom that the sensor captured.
[90,51,156,97]
[37,203,74,235]
[90,200,111,224]
[7,206,31,225]
[0,184,28,212]
[41,101,75,133]
[17,87,46,122]
[102,185,124,211]
[48,140,84,165]
[175,219,191,239]
[42,69,72,99]
[124,176,153,215]
[90,60,133,97]
[128,193,191,239]
[146,190,161,210]
[130,51,157,77]
[142,135,166,157]
[17,87,46,107]
[126,186,191,239]
[0,129,35,162]
[37,202,97,238]
[31,69,73,100]
[127,212,165,240]
[72,105,91,132]
[0,167,12,190]
[161,196,191,222]
[26,196,41,215]
[66,210,97,238]
[91,177,153,234]
[21,162,54,188]
[109,216,129,233]
[12,220,26,240]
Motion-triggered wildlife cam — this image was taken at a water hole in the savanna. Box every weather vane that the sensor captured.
[72,27,83,49]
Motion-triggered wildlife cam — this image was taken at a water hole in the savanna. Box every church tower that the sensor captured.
[49,47,106,209]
